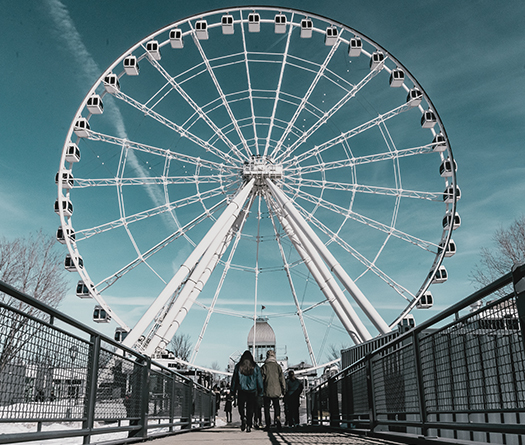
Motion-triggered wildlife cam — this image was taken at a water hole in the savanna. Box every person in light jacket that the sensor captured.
[261,350,285,430]
[231,350,263,433]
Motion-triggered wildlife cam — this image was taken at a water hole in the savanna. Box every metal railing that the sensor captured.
[0,280,215,444]
[307,264,525,444]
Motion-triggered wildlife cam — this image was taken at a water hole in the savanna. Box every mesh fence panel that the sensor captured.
[0,304,90,421]
[419,295,525,414]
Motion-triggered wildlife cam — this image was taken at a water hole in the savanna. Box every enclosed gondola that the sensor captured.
[348,37,362,57]
[65,253,83,272]
[300,18,313,38]
[222,14,234,34]
[416,291,433,309]
[56,225,75,244]
[146,40,161,60]
[54,198,73,217]
[195,20,209,40]
[325,26,338,46]
[86,94,103,114]
[248,13,260,32]
[274,14,286,33]
[73,118,90,138]
[93,305,111,323]
[123,56,139,75]
[169,29,184,48]
[103,73,120,93]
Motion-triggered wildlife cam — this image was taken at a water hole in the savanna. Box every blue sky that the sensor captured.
[1,0,524,371]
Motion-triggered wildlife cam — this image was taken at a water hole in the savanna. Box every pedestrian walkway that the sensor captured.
[148,425,402,444]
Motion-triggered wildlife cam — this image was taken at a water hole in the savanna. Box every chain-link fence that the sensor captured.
[308,264,525,444]
[0,280,215,444]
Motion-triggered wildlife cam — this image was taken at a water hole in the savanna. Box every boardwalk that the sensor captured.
[148,425,402,444]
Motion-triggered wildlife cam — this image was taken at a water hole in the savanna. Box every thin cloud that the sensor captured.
[44,0,172,225]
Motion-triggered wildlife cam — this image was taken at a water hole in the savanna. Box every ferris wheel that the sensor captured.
[56,6,459,365]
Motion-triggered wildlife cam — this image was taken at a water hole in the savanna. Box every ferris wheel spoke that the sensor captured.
[146,57,248,163]
[189,21,252,158]
[300,209,415,302]
[286,143,435,176]
[284,184,438,253]
[95,199,228,292]
[75,186,227,241]
[87,130,237,173]
[282,101,415,167]
[285,177,442,202]
[270,37,342,159]
[108,88,240,165]
[74,173,233,188]
[275,59,385,163]
[267,193,317,366]
[263,13,295,157]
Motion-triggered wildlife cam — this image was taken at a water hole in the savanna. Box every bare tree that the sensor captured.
[0,230,70,372]
[471,215,525,297]
[169,333,192,362]
[326,343,349,362]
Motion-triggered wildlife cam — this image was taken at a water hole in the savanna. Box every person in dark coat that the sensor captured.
[224,387,233,423]
[261,350,285,430]
[285,370,303,427]
[230,350,263,432]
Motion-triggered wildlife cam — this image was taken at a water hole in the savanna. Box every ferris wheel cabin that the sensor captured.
[73,118,90,138]
[76,280,93,298]
[54,198,73,217]
[114,327,128,342]
[348,37,362,57]
[443,211,461,231]
[146,40,161,60]
[440,158,457,177]
[248,13,260,32]
[431,265,448,284]
[325,26,338,46]
[123,56,139,75]
[300,18,313,38]
[65,143,80,163]
[93,305,111,323]
[432,133,447,152]
[55,170,74,189]
[103,73,120,93]
[222,14,234,34]
[195,20,208,40]
[416,291,434,309]
[389,69,405,87]
[274,14,286,33]
[399,314,416,332]
[86,94,103,114]
[439,239,457,257]
[370,51,384,70]
[421,109,437,128]
[56,225,75,244]
[169,29,184,48]
[443,185,461,203]
[64,253,83,272]
[406,88,422,106]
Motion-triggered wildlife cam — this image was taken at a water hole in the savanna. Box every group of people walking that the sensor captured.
[230,349,303,432]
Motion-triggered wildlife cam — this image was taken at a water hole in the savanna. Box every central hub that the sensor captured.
[242,155,282,189]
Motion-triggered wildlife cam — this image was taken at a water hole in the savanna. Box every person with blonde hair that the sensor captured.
[261,350,285,430]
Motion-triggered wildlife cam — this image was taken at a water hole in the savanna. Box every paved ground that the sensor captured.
[148,425,403,444]
[148,407,401,445]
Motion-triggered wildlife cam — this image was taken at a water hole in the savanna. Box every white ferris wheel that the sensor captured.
[56,6,459,366]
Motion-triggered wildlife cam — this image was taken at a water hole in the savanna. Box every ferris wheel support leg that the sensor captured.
[143,185,255,355]
[270,198,367,344]
[123,179,255,351]
[267,180,391,335]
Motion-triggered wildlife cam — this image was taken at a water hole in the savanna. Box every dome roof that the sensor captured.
[247,318,276,346]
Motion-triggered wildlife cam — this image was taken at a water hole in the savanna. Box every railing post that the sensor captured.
[328,378,340,427]
[412,330,428,437]
[366,355,377,431]
[82,335,101,444]
[139,357,151,439]
[512,264,525,353]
